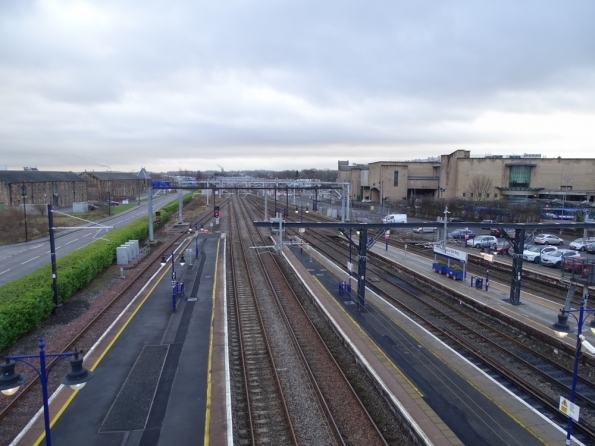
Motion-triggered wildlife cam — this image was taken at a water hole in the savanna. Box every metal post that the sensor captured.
[22,184,28,242]
[47,204,61,312]
[274,187,278,217]
[171,253,176,280]
[566,294,586,446]
[178,188,183,223]
[195,231,199,260]
[38,341,53,446]
[509,229,526,305]
[356,227,367,311]
[443,206,450,248]
[148,187,154,242]
[172,283,177,312]
[348,228,352,293]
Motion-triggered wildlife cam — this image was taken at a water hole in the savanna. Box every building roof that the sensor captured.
[0,171,85,183]
[82,171,143,181]
[137,168,151,179]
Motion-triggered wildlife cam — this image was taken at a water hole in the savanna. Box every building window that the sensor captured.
[393,171,399,187]
[471,193,474,198]
[509,165,531,188]
[463,192,466,197]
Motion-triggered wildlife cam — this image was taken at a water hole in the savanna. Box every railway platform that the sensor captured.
[283,240,572,445]
[12,232,229,446]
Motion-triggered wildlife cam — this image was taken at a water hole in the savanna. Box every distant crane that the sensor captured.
[217,164,225,173]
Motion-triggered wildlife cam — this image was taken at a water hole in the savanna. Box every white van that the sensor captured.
[382,214,407,224]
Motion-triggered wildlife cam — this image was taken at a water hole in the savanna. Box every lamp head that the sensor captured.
[160,255,167,266]
[0,358,26,396]
[61,351,94,391]
[179,255,186,266]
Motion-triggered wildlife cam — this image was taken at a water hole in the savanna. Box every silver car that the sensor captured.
[534,234,564,245]
[540,249,581,268]
[469,235,498,248]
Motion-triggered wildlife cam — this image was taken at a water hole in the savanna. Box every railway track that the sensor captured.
[227,195,399,445]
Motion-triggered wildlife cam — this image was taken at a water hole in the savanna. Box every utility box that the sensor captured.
[116,247,129,265]
[72,202,90,213]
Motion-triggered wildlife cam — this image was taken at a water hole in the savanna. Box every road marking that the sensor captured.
[0,269,11,275]
[65,239,78,245]
[83,233,93,238]
[21,256,40,265]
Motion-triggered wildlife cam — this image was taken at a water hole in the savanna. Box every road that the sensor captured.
[0,195,175,287]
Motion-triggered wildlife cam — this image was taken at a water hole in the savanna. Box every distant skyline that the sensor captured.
[1,1,594,173]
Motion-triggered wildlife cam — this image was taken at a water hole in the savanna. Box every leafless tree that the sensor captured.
[466,175,494,202]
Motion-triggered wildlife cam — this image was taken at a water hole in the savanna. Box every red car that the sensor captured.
[563,257,595,277]
[492,241,512,255]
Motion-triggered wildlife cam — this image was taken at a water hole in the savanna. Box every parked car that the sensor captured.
[522,245,558,263]
[448,217,464,222]
[493,240,512,255]
[469,235,498,248]
[413,226,437,233]
[569,237,595,251]
[481,220,499,229]
[587,243,595,254]
[490,228,515,238]
[562,257,593,275]
[534,234,564,245]
[540,249,581,268]
[448,229,475,240]
[106,200,120,206]
[543,212,557,219]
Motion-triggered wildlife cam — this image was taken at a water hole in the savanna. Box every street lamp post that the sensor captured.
[552,272,595,445]
[21,184,28,242]
[161,252,186,311]
[443,206,450,249]
[188,223,203,260]
[0,338,94,446]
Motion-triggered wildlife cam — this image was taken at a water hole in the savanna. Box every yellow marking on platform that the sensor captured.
[204,238,220,446]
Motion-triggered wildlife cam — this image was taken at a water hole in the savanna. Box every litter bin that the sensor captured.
[339,281,346,295]
[475,277,483,290]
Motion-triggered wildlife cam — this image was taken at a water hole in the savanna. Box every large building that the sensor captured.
[80,169,151,202]
[0,168,152,210]
[339,150,595,205]
[0,170,88,209]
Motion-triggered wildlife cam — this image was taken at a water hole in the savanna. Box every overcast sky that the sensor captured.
[1,1,594,174]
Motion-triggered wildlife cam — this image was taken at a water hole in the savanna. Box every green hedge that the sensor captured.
[0,194,192,351]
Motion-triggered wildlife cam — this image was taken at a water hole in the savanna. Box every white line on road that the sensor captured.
[21,256,40,265]
[65,239,79,245]
[0,269,11,275]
